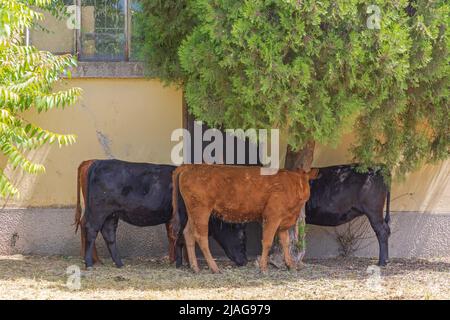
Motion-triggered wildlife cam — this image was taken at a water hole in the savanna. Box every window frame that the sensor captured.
[75,0,133,62]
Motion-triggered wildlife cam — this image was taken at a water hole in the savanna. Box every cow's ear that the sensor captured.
[307,168,319,180]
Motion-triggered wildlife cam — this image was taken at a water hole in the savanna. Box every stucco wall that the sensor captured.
[0,77,448,259]
[313,135,450,214]
[29,10,74,54]
[23,6,449,214]
[1,208,448,261]
[1,78,182,208]
[0,3,450,257]
[2,8,449,259]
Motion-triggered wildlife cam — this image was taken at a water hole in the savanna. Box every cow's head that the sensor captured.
[210,218,248,267]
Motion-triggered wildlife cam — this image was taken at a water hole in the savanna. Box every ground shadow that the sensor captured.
[0,255,448,295]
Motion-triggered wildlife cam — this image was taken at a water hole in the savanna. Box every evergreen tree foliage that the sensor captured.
[136,0,197,84]
[138,0,449,177]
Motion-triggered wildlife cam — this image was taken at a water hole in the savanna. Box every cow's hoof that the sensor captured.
[378,261,388,267]
[286,265,296,272]
[115,263,124,268]
[192,266,200,273]
[296,262,305,269]
[260,268,268,275]
[211,268,221,274]
[235,260,248,267]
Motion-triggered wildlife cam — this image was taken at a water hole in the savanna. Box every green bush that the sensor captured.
[0,0,81,197]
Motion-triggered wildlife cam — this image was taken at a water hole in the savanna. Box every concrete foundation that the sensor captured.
[1,208,448,260]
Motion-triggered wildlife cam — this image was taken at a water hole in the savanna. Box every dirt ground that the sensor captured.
[0,254,448,300]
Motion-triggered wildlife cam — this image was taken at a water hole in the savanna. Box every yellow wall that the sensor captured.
[0,79,447,212]
[313,134,449,214]
[30,10,74,54]
[2,79,182,207]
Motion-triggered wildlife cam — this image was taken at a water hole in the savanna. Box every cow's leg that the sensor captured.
[80,217,86,259]
[175,235,184,268]
[260,219,281,274]
[84,222,100,269]
[366,212,390,266]
[93,242,101,264]
[183,221,200,273]
[193,214,220,274]
[278,229,295,270]
[80,217,102,265]
[175,235,190,268]
[165,222,176,263]
[183,245,189,265]
[100,214,123,268]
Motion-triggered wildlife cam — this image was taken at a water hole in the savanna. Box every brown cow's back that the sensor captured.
[178,164,310,224]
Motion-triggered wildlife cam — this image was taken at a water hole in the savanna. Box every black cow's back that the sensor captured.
[87,160,175,226]
[306,164,388,226]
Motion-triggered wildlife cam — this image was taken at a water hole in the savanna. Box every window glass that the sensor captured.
[80,0,126,61]
[130,0,143,61]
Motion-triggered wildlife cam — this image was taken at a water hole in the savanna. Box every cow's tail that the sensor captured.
[74,162,84,234]
[171,166,183,255]
[385,190,391,224]
[74,160,94,233]
[380,165,391,225]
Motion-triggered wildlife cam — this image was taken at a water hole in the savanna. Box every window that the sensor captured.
[30,0,142,61]
[78,0,127,61]
[77,0,142,61]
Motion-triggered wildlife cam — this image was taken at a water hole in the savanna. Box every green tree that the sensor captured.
[135,0,198,83]
[137,0,448,261]
[138,0,448,176]
[0,0,81,197]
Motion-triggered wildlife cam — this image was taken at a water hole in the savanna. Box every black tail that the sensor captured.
[171,167,190,267]
[171,168,181,241]
[385,191,391,224]
[382,165,391,225]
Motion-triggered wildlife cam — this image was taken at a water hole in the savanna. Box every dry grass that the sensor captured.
[0,254,448,300]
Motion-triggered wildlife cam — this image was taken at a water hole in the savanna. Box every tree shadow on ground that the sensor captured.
[0,255,448,295]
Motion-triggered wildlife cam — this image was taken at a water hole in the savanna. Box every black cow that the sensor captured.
[306,164,391,266]
[75,159,247,269]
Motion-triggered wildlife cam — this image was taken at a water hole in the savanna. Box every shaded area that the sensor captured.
[0,255,448,299]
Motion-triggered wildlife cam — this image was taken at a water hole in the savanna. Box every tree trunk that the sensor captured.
[285,140,316,171]
[269,140,315,269]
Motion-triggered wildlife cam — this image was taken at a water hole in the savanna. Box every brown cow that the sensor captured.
[172,164,318,273]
